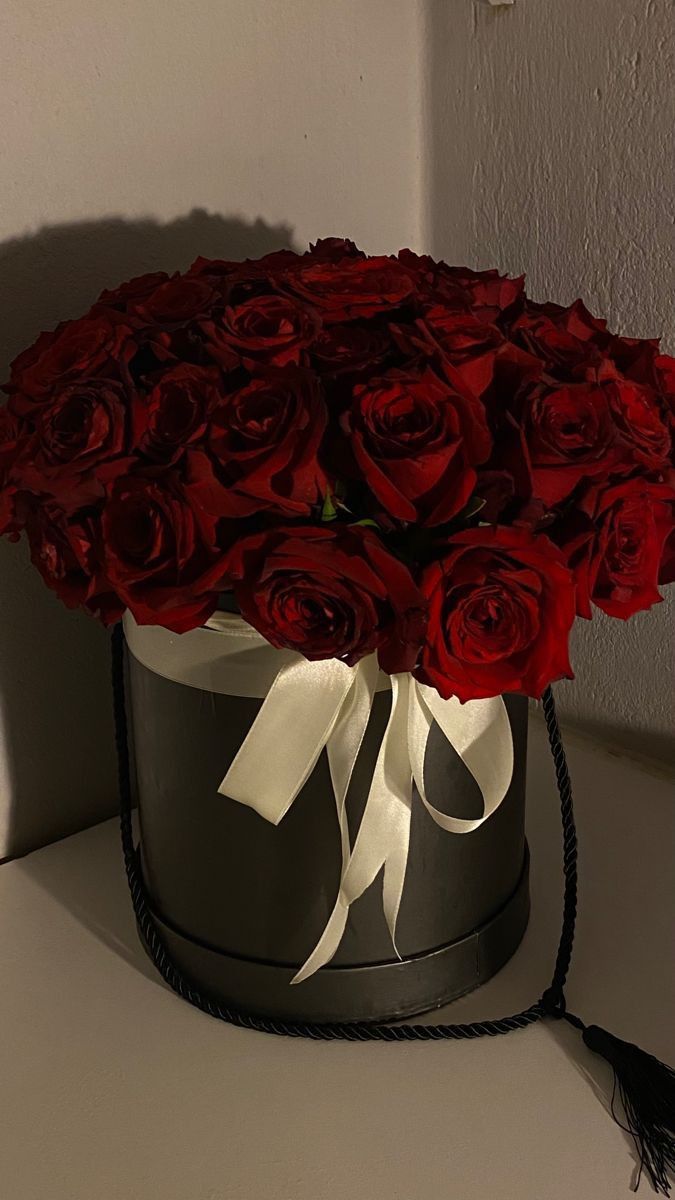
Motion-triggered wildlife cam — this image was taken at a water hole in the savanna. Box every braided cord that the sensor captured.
[112,623,577,1041]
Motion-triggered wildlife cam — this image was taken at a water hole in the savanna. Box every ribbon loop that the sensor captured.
[218,656,358,825]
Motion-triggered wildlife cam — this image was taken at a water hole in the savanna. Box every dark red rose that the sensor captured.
[201,294,321,368]
[187,366,327,518]
[140,364,222,461]
[187,249,304,305]
[32,378,133,472]
[394,250,473,311]
[3,326,66,397]
[655,353,675,422]
[101,474,223,632]
[601,333,663,388]
[7,314,135,412]
[131,276,217,325]
[509,299,609,375]
[93,271,171,312]
[224,523,427,673]
[0,406,24,534]
[506,381,624,508]
[188,248,301,282]
[553,478,675,619]
[309,323,396,379]
[407,309,506,396]
[307,237,365,261]
[24,504,122,623]
[282,257,416,323]
[415,526,576,701]
[344,365,492,525]
[606,380,671,469]
[441,266,525,323]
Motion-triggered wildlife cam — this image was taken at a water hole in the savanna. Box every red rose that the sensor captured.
[415,526,576,701]
[33,378,133,472]
[131,276,217,325]
[187,366,327,518]
[606,380,671,469]
[101,474,223,632]
[0,406,24,534]
[224,523,427,673]
[394,250,471,311]
[308,237,365,261]
[655,354,675,427]
[187,250,304,306]
[140,364,222,461]
[201,294,321,368]
[509,299,609,374]
[407,308,506,396]
[554,478,675,619]
[93,271,172,312]
[507,381,624,507]
[344,365,492,525]
[309,323,396,380]
[282,257,416,323]
[189,249,301,280]
[24,504,122,623]
[441,266,525,322]
[7,314,135,412]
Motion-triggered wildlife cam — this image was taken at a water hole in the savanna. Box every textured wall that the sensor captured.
[0,0,424,856]
[426,0,675,762]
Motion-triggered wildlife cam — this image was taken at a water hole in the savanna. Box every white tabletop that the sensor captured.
[1,717,673,1200]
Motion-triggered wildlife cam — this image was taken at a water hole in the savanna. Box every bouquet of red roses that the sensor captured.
[1,238,673,701]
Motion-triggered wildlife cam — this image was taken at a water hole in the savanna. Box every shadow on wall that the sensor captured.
[0,210,294,860]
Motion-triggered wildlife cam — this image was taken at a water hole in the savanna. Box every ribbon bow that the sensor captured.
[216,630,514,984]
[123,611,514,985]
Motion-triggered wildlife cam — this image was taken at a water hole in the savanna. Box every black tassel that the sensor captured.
[582,1024,675,1195]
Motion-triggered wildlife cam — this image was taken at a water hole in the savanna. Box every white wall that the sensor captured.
[425,0,675,763]
[0,0,424,856]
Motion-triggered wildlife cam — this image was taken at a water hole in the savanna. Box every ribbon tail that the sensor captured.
[291,898,350,985]
[409,683,514,833]
[340,674,413,960]
[381,824,411,962]
[291,655,380,983]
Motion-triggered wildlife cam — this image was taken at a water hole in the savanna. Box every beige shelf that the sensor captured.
[1,719,673,1200]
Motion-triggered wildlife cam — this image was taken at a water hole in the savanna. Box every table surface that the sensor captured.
[1,717,673,1200]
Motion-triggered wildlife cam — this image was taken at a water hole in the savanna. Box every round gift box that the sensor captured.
[124,628,530,1024]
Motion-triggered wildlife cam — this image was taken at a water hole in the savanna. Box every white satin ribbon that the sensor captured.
[123,611,514,984]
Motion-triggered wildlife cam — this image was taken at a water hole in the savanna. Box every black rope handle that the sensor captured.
[111,621,577,1040]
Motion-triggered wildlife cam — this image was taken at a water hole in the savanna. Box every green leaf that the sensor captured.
[351,518,380,529]
[321,492,338,521]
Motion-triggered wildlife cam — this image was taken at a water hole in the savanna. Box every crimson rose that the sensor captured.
[101,474,224,632]
[282,256,415,323]
[511,381,620,507]
[406,308,506,396]
[310,323,395,380]
[140,364,222,462]
[201,294,321,369]
[554,478,675,619]
[187,366,327,518]
[131,275,217,325]
[224,523,427,673]
[25,504,122,623]
[415,527,576,701]
[93,271,172,312]
[6,314,135,414]
[344,365,492,525]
